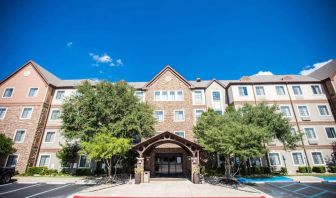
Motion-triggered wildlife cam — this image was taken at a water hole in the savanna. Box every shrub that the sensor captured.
[280,167,288,175]
[329,166,336,173]
[298,166,312,173]
[312,166,326,173]
[251,166,270,174]
[26,167,58,176]
[75,168,92,176]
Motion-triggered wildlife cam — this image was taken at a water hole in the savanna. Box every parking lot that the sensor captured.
[0,182,90,198]
[254,182,336,198]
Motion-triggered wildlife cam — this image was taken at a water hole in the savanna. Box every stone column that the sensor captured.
[136,157,144,183]
[191,156,199,183]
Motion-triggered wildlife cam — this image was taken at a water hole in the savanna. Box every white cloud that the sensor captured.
[98,70,104,74]
[90,53,112,63]
[300,59,333,75]
[116,59,123,66]
[253,71,274,76]
[66,42,73,47]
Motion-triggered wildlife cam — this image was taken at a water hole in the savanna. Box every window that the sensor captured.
[28,88,38,97]
[55,90,65,100]
[325,127,336,138]
[50,109,61,120]
[255,86,265,96]
[275,86,285,95]
[215,110,223,115]
[311,152,324,165]
[38,155,50,167]
[193,90,203,104]
[169,91,175,101]
[44,132,56,143]
[174,110,184,122]
[238,86,248,96]
[318,105,330,116]
[304,128,317,140]
[20,107,33,119]
[292,86,302,95]
[0,107,7,119]
[154,91,160,101]
[79,155,90,168]
[135,91,145,101]
[174,131,185,138]
[195,109,204,121]
[162,91,168,101]
[292,152,305,165]
[311,85,322,94]
[280,106,291,117]
[6,155,18,167]
[3,88,14,98]
[154,110,164,122]
[269,153,281,166]
[212,91,221,101]
[290,128,296,135]
[250,158,262,166]
[176,91,183,101]
[298,106,309,117]
[13,130,26,143]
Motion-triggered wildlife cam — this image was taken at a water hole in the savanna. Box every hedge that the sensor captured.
[298,166,312,173]
[312,166,326,173]
[26,167,58,176]
[329,166,336,173]
[251,166,271,174]
[75,168,92,176]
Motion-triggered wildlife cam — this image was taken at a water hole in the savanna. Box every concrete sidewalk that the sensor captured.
[288,176,324,183]
[69,180,271,198]
[13,176,87,184]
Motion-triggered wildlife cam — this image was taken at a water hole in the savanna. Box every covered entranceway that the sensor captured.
[133,131,202,183]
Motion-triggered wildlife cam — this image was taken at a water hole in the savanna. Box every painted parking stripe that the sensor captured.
[310,190,328,198]
[0,182,14,187]
[267,183,308,197]
[279,182,299,188]
[293,186,309,192]
[0,183,41,196]
[25,184,72,198]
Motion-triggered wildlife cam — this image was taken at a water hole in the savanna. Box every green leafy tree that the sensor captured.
[56,142,80,173]
[0,134,15,157]
[194,103,299,179]
[80,132,131,179]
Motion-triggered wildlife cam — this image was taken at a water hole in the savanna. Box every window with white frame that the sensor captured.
[304,128,317,140]
[154,91,183,101]
[28,88,39,97]
[255,86,265,96]
[3,88,14,98]
[292,86,302,95]
[280,106,291,117]
[38,155,50,167]
[44,131,56,143]
[20,107,33,119]
[6,155,18,167]
[50,109,61,120]
[55,90,65,100]
[298,106,309,117]
[195,109,204,121]
[269,153,281,166]
[135,91,145,101]
[0,107,7,119]
[154,91,160,101]
[292,152,305,165]
[13,130,26,143]
[212,91,222,110]
[275,86,286,95]
[215,110,223,115]
[79,155,90,168]
[325,127,336,138]
[162,91,168,101]
[250,158,262,166]
[154,110,164,122]
[169,91,175,101]
[238,86,248,96]
[193,90,203,104]
[312,152,324,165]
[311,85,322,95]
[290,128,296,135]
[174,131,185,138]
[174,110,184,122]
[317,105,330,116]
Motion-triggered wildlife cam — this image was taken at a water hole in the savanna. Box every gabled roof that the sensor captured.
[0,60,62,86]
[308,59,336,80]
[143,65,194,89]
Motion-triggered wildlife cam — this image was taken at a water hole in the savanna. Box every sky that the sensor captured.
[0,0,335,82]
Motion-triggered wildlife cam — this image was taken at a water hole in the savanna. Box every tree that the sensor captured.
[0,134,15,157]
[80,132,131,179]
[60,80,156,177]
[56,141,80,173]
[194,103,299,179]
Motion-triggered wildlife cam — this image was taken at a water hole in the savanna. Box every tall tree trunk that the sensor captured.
[225,155,231,179]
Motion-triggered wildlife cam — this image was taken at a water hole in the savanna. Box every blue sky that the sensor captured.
[0,0,335,82]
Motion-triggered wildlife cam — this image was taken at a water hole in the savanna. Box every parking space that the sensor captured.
[254,182,336,198]
[0,182,90,198]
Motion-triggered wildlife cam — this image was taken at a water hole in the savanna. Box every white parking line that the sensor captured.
[0,183,41,196]
[25,184,72,198]
[0,182,14,187]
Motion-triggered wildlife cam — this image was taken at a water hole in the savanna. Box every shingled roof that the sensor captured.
[308,59,336,80]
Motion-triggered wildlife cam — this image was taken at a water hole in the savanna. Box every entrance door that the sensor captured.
[155,154,183,176]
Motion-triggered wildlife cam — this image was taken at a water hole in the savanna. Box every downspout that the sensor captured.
[285,82,311,167]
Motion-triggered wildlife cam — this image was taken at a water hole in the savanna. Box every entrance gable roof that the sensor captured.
[143,65,194,89]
